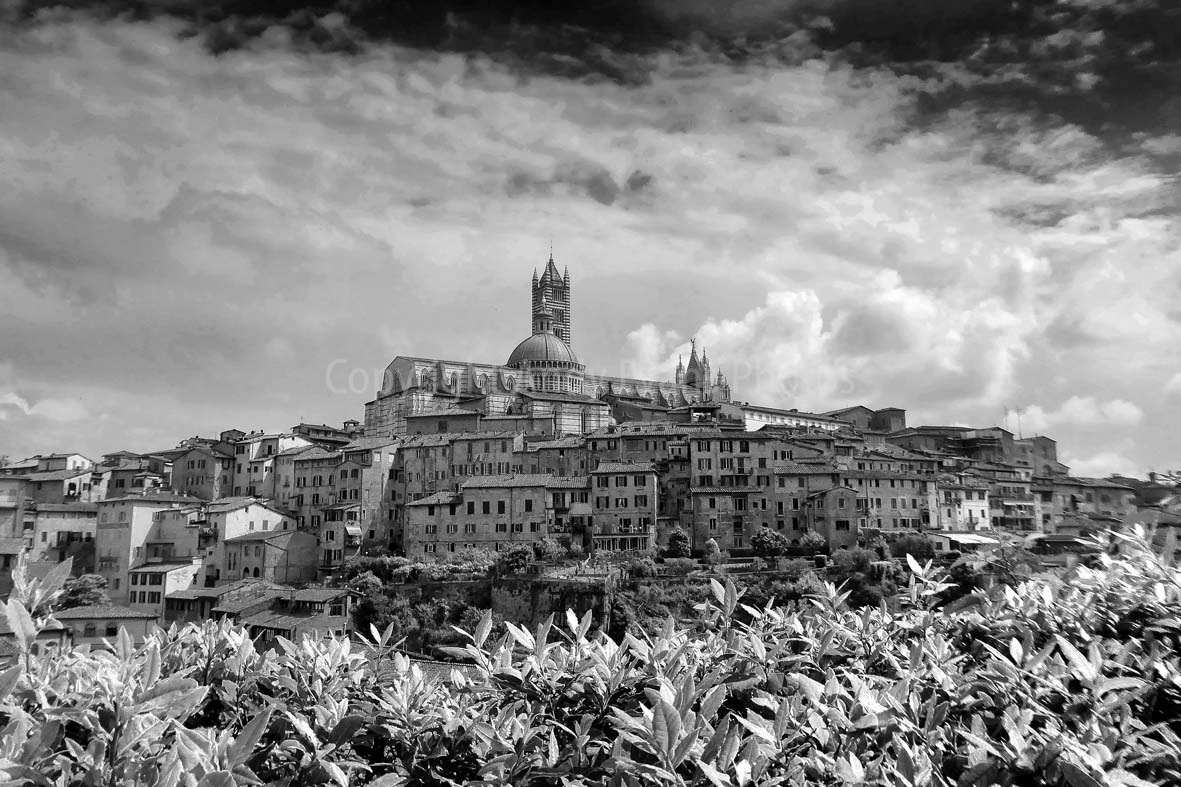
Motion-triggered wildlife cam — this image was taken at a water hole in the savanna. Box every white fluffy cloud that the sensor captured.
[0,14,1177,474]
[0,393,88,423]
[1061,451,1142,479]
[1011,396,1145,433]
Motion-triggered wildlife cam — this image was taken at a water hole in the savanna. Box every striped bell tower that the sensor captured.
[531,251,572,347]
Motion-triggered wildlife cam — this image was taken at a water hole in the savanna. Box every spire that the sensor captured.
[532,267,538,285]
[563,264,569,283]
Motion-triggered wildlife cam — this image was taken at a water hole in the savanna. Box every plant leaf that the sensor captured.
[4,600,35,653]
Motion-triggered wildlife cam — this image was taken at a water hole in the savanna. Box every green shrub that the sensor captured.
[2,528,1179,787]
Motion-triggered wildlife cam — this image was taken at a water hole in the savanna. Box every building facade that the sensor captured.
[364,259,733,439]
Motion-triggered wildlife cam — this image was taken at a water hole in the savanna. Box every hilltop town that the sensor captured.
[1,261,1177,652]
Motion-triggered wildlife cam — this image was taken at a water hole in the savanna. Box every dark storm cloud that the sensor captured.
[9,1,1180,149]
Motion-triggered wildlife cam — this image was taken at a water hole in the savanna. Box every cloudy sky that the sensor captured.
[1,0,1178,477]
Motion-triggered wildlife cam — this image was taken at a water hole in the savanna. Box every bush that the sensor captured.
[751,526,790,557]
[625,556,657,578]
[3,529,1180,787]
[663,527,692,558]
[704,538,721,565]
[495,544,533,575]
[799,530,827,550]
[662,557,700,576]
[891,533,936,561]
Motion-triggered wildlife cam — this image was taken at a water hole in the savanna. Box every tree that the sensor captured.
[751,527,790,558]
[496,545,533,575]
[663,528,692,559]
[890,534,936,561]
[704,538,721,566]
[348,570,384,598]
[800,530,827,551]
[533,538,566,563]
[57,574,109,610]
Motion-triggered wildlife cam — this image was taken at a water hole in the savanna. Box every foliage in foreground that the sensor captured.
[1,529,1180,786]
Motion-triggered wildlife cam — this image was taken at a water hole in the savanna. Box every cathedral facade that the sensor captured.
[363,256,732,438]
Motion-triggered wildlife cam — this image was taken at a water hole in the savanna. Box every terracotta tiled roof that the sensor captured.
[546,477,589,489]
[54,604,157,620]
[591,462,656,474]
[462,474,554,489]
[406,492,461,507]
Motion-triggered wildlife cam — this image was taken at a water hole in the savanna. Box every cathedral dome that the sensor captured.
[507,331,581,367]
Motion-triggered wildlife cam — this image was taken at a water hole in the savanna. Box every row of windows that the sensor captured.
[593,495,650,509]
[423,540,541,554]
[132,591,162,604]
[422,521,542,535]
[594,475,649,488]
[695,440,753,453]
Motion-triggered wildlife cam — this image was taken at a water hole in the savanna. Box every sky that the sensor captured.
[1,0,1179,477]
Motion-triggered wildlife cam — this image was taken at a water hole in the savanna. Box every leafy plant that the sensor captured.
[1,528,1179,787]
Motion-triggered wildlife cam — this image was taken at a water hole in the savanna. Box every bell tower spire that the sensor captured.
[531,246,572,347]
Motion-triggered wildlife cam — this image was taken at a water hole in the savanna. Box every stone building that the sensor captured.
[0,476,28,540]
[1035,476,1136,533]
[933,474,991,531]
[364,257,733,438]
[170,446,235,501]
[588,462,658,553]
[95,492,201,604]
[404,474,553,556]
[27,502,97,568]
[223,530,318,584]
[803,487,861,550]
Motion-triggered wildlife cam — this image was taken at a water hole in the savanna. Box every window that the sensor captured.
[467,501,475,515]
[524,499,533,513]
[634,495,648,507]
[615,476,627,487]
[105,624,118,638]
[615,497,627,508]
[497,500,506,515]
[482,501,491,515]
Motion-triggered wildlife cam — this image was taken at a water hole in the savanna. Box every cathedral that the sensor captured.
[363,255,732,437]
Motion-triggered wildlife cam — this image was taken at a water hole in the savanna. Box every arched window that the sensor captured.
[243,568,250,577]
[252,567,260,578]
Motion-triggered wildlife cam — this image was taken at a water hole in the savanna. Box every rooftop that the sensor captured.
[546,476,590,489]
[25,468,93,482]
[406,491,461,507]
[128,562,199,573]
[224,529,299,542]
[291,447,341,463]
[341,436,400,452]
[205,497,286,515]
[462,474,555,489]
[53,604,158,620]
[591,462,657,474]
[166,578,281,601]
[32,502,99,513]
[101,492,200,505]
